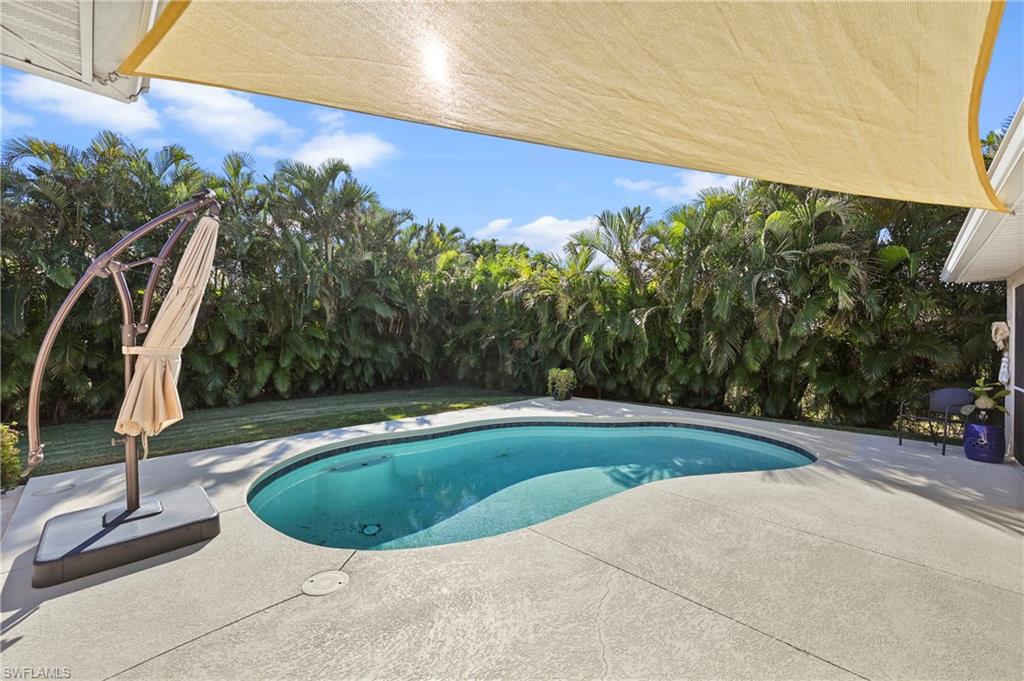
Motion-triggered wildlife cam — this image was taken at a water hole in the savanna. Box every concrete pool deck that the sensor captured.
[1,398,1021,680]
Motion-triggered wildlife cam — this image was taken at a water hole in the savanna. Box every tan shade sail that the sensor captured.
[115,216,219,445]
[122,1,1005,210]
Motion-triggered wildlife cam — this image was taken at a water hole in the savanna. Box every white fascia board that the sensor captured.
[943,100,1024,283]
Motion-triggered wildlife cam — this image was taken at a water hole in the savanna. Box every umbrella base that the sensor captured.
[102,499,163,526]
[32,485,220,588]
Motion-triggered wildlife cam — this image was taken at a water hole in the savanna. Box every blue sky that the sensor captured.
[1,3,1021,252]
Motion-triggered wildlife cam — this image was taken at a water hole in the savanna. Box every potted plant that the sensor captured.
[960,378,1008,463]
[547,368,577,401]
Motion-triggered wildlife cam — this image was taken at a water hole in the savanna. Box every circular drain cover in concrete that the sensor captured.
[32,481,76,496]
[302,571,349,596]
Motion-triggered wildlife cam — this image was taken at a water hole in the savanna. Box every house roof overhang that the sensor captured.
[942,101,1024,284]
[1,0,159,102]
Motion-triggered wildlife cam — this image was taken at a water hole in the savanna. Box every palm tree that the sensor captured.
[571,206,653,296]
[2,130,1004,432]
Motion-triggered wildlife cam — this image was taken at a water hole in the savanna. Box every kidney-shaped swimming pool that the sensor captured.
[247,422,814,550]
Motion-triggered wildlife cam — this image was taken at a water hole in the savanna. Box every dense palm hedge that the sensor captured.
[0,132,1005,429]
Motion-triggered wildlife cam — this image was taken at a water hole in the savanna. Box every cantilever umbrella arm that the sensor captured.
[22,189,221,513]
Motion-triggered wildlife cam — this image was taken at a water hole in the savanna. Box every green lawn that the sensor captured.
[22,387,525,476]
[19,387,956,478]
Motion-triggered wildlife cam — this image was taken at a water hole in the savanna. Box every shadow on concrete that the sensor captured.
[516,397,1023,536]
[3,395,1019,646]
[758,445,1024,536]
[1,538,212,650]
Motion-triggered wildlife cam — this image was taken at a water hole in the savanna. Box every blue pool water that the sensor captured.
[247,423,812,550]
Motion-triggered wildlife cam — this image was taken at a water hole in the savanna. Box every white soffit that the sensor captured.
[943,101,1024,284]
[1,0,158,102]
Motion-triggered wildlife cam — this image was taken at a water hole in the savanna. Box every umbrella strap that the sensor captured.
[122,346,181,357]
[141,433,150,460]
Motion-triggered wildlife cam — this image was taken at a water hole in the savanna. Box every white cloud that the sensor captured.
[6,74,397,170]
[286,129,397,169]
[613,177,657,192]
[6,73,159,134]
[151,80,292,149]
[256,109,396,169]
[477,218,512,237]
[476,215,597,253]
[312,109,346,129]
[0,104,33,129]
[614,169,738,204]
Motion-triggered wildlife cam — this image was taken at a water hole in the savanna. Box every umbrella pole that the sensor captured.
[110,267,141,512]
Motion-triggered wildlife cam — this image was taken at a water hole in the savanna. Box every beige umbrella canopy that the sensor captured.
[115,215,219,454]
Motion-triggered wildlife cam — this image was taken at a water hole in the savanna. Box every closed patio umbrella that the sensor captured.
[23,192,223,588]
[114,214,219,454]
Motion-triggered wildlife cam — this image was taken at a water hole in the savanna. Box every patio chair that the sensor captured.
[897,388,974,456]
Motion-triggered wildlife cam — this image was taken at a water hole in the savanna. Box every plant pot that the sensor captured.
[963,423,1005,463]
